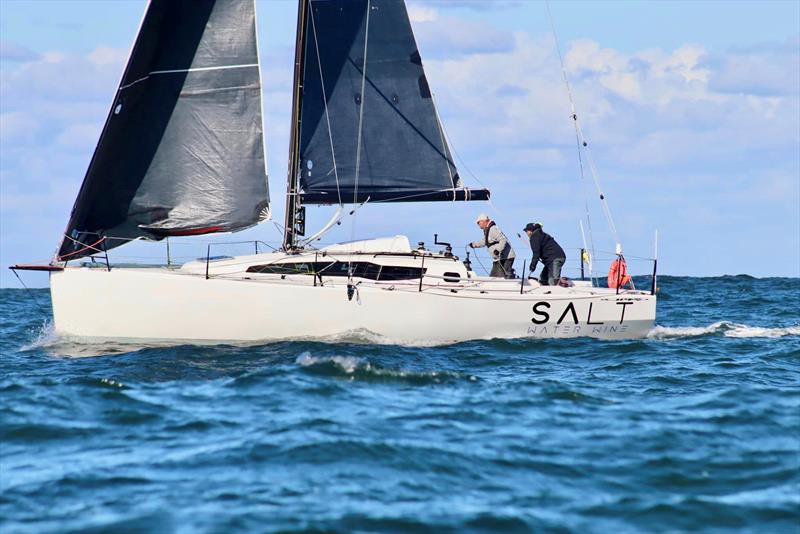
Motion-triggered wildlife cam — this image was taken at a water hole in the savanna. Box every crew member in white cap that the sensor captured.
[469,214,516,278]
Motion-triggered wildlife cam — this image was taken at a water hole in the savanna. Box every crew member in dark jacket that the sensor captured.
[524,222,566,286]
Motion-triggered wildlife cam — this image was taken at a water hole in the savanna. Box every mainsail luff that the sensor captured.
[57,0,269,262]
[283,0,311,251]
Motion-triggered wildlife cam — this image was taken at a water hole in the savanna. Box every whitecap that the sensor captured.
[295,351,367,373]
[647,322,727,339]
[294,351,476,382]
[648,321,800,340]
[723,324,800,338]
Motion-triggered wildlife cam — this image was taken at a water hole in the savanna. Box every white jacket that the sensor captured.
[472,222,516,260]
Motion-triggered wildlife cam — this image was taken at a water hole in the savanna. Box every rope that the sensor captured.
[465,246,490,277]
[10,269,50,317]
[309,2,342,206]
[58,235,106,260]
[545,0,621,250]
[368,188,457,203]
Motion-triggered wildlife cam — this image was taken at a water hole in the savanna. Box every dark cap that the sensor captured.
[523,222,540,232]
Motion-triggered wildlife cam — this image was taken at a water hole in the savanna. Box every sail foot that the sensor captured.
[301,188,490,204]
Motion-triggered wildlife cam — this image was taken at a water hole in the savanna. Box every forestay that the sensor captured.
[57,0,269,262]
[297,0,489,204]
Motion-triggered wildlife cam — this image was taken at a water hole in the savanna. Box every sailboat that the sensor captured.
[11,0,657,343]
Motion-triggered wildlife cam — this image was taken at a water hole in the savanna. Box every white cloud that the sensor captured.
[564,40,712,105]
[0,47,126,226]
[420,31,799,172]
[413,15,515,59]
[410,0,522,12]
[708,39,800,96]
[407,4,437,22]
[1,48,124,107]
[88,46,128,66]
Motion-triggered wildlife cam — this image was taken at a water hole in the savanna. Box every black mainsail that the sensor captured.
[283,0,489,248]
[57,0,269,262]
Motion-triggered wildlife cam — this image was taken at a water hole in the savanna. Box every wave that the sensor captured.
[295,352,477,383]
[307,328,450,347]
[296,352,367,374]
[648,321,800,339]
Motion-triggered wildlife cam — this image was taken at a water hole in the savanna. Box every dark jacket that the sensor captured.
[528,228,566,271]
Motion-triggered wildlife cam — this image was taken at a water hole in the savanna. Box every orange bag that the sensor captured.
[608,258,631,288]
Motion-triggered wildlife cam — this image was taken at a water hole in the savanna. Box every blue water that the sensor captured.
[1,276,799,533]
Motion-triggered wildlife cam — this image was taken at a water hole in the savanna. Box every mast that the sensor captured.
[283,0,309,251]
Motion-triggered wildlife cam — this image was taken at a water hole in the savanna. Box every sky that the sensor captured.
[1,0,798,287]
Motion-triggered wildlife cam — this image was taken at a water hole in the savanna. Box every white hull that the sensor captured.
[50,239,655,344]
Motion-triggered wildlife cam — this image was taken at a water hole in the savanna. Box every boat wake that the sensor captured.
[18,323,453,358]
[648,321,800,340]
[295,352,478,383]
[18,322,188,358]
[20,319,799,358]
[19,320,58,352]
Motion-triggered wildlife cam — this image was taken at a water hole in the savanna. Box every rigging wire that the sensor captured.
[544,0,598,270]
[545,0,621,252]
[570,103,599,285]
[430,93,455,190]
[348,0,371,277]
[352,0,371,213]
[10,269,50,317]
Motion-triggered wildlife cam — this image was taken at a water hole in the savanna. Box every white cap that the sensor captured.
[475,213,489,223]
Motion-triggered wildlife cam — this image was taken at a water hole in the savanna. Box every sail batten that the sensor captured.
[57,0,269,262]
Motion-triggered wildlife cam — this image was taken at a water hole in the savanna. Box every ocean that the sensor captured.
[1,276,798,533]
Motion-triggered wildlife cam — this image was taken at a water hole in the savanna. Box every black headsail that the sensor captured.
[283,0,489,248]
[57,0,269,262]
